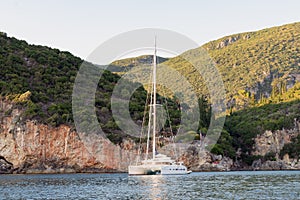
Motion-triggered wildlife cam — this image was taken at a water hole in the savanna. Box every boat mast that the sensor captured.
[152,37,157,159]
[145,83,153,160]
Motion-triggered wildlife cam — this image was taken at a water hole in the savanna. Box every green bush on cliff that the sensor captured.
[211,130,236,159]
[280,135,300,159]
[225,83,300,163]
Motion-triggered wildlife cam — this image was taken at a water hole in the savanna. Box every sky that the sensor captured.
[0,0,299,62]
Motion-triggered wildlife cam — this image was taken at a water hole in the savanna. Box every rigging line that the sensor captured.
[108,52,151,165]
[162,86,179,161]
[152,36,157,159]
[136,62,153,165]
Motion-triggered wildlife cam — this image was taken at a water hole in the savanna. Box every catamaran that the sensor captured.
[128,39,191,175]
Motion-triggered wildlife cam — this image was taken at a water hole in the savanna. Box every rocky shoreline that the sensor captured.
[1,167,300,175]
[1,151,300,174]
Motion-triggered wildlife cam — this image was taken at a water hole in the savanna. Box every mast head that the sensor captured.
[154,36,157,49]
[153,36,157,62]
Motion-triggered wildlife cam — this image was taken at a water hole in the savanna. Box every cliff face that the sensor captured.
[0,100,138,173]
[251,120,300,170]
[253,121,300,157]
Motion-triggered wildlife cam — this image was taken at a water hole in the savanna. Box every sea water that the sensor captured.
[0,171,299,199]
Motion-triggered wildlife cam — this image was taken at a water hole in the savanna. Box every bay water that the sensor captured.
[0,171,299,199]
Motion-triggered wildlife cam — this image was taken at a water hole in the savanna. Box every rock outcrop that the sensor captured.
[216,36,240,49]
[0,99,139,173]
[215,34,250,49]
[160,144,233,172]
[253,119,300,157]
[251,119,300,170]
[0,155,13,173]
[251,158,300,171]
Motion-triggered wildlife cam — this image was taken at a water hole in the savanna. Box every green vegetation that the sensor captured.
[0,32,184,144]
[110,22,300,111]
[280,135,300,159]
[211,130,235,159]
[0,33,137,130]
[224,82,300,162]
[0,33,83,125]
[204,22,299,108]
[108,55,168,75]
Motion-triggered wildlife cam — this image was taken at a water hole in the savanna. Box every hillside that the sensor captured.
[107,55,168,75]
[169,22,299,108]
[0,32,185,144]
[110,22,299,110]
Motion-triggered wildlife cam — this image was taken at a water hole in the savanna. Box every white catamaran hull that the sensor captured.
[129,160,192,175]
[128,166,147,175]
[128,165,161,175]
[161,165,189,175]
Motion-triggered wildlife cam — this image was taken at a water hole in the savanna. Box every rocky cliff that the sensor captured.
[251,119,300,170]
[253,120,300,156]
[0,99,140,173]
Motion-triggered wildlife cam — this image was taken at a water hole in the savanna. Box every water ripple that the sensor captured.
[0,171,299,199]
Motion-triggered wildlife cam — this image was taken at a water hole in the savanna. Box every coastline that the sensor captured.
[2,167,300,175]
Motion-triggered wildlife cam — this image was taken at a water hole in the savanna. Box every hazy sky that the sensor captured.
[0,0,299,61]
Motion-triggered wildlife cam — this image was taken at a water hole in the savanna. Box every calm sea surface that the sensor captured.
[0,171,299,200]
